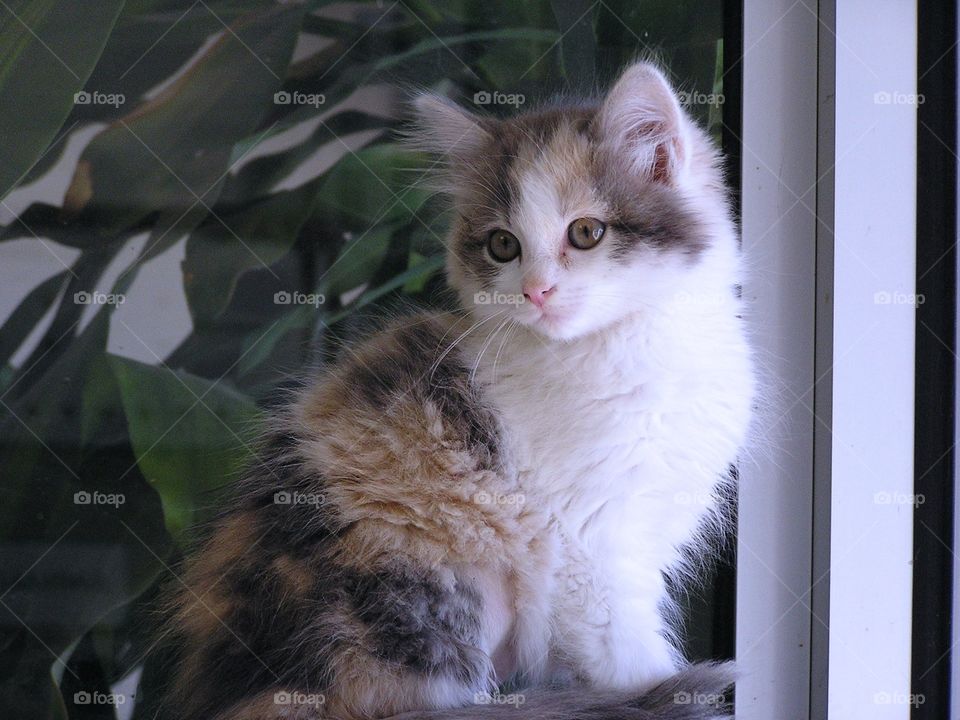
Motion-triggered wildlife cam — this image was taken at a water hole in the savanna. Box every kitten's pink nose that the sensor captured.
[523,284,556,308]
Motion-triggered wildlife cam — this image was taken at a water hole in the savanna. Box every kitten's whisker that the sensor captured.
[490,319,520,384]
[470,316,511,385]
[430,310,506,380]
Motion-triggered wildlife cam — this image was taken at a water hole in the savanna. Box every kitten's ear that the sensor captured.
[407,93,491,160]
[597,62,689,184]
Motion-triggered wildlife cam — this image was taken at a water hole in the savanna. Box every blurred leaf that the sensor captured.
[372,28,560,74]
[269,26,558,131]
[0,0,125,199]
[314,144,431,226]
[183,180,320,325]
[0,313,173,720]
[62,3,307,236]
[324,253,445,325]
[218,110,389,208]
[236,306,313,378]
[322,224,394,300]
[111,355,262,541]
[0,270,67,369]
[0,202,137,250]
[403,250,433,293]
[81,0,270,118]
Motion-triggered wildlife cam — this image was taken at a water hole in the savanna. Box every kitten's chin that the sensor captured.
[522,309,596,341]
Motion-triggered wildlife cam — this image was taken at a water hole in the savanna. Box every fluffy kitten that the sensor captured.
[161,62,754,720]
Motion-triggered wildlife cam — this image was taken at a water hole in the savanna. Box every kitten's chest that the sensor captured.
[487,356,672,495]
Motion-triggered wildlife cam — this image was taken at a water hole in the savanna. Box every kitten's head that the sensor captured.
[411,62,729,341]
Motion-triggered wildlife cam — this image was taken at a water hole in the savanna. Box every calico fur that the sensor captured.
[160,62,754,720]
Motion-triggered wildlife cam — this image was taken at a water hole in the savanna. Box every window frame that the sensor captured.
[737,1,922,717]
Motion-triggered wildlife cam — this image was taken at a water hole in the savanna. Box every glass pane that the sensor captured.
[0,1,731,716]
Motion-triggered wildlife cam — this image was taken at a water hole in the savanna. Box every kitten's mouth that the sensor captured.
[526,305,570,336]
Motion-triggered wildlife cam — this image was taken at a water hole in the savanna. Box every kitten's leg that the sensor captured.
[319,559,498,718]
[553,551,681,690]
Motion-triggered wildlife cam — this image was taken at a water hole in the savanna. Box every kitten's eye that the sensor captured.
[487,229,521,262]
[567,217,606,250]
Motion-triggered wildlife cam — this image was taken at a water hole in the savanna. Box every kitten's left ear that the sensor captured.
[407,93,491,161]
[597,62,690,184]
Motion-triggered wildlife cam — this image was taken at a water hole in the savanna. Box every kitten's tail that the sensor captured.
[392,662,736,720]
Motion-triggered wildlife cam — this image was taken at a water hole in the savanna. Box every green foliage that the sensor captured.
[0,1,725,717]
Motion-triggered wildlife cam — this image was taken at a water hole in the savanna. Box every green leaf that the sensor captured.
[322,224,394,300]
[0,270,67,369]
[0,0,125,199]
[268,26,559,132]
[371,28,560,75]
[314,144,431,227]
[0,312,174,717]
[110,355,262,541]
[62,4,307,237]
[236,307,313,378]
[323,253,445,325]
[218,110,389,208]
[182,180,320,325]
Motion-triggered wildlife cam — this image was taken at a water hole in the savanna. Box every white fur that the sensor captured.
[441,63,755,691]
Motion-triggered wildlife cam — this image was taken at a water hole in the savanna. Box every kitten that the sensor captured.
[161,62,754,720]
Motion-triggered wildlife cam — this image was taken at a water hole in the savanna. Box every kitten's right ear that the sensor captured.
[597,62,690,184]
[407,93,491,160]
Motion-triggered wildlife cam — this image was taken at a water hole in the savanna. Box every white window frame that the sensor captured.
[737,1,918,718]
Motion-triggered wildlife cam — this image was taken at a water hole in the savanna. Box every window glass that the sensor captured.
[0,2,730,715]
